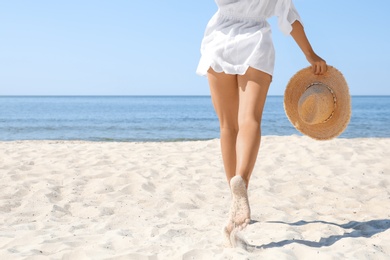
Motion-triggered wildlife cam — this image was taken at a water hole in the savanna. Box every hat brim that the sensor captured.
[284,66,351,140]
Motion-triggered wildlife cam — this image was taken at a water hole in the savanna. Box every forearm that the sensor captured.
[290,20,315,57]
[290,20,327,74]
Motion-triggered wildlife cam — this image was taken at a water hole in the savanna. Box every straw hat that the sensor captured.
[284,66,351,140]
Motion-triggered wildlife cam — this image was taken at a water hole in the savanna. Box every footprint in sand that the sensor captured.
[223,175,251,247]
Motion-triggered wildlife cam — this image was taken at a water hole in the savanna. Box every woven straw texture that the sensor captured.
[284,66,351,140]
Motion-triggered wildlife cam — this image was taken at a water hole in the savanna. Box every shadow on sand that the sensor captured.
[242,219,390,250]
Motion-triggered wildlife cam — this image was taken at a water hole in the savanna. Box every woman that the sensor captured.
[196,0,327,246]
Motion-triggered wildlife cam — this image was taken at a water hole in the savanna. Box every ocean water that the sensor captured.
[0,96,389,141]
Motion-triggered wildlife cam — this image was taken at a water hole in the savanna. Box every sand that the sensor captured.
[0,136,389,259]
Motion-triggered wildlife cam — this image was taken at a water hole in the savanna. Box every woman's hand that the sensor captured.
[306,52,327,75]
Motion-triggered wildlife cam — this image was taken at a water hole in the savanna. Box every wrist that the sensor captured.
[303,48,315,57]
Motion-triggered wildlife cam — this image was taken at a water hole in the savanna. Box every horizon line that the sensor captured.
[1,94,389,97]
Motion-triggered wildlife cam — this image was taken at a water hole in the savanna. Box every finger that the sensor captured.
[312,64,317,74]
[318,63,323,75]
[315,64,320,75]
[320,63,327,75]
[319,64,324,75]
[318,64,324,75]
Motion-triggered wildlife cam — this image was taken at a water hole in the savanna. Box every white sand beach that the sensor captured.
[0,136,389,259]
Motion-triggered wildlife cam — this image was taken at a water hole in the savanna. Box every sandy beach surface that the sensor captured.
[0,136,389,259]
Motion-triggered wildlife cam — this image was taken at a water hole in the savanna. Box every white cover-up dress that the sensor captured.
[196,0,302,77]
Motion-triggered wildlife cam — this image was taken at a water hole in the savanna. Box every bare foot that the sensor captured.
[223,175,251,247]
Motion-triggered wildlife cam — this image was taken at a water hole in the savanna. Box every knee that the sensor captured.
[238,116,261,130]
[220,125,239,136]
[219,121,239,135]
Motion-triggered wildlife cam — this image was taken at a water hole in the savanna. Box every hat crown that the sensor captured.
[298,83,335,125]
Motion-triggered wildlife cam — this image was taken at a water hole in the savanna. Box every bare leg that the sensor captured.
[207,67,271,246]
[207,69,240,247]
[207,68,271,187]
[207,69,239,183]
[236,67,271,187]
[224,68,271,244]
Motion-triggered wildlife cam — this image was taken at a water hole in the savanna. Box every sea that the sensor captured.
[0,96,389,142]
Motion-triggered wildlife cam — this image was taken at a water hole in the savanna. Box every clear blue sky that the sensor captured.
[1,1,389,96]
